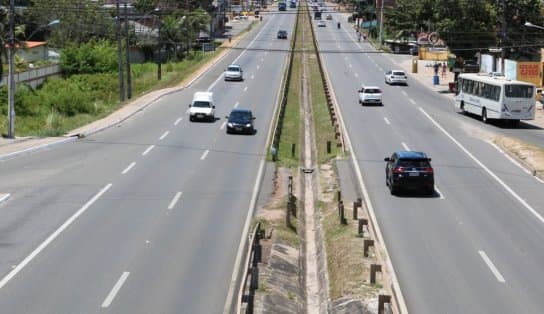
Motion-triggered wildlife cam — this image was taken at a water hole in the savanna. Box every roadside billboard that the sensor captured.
[517,62,542,87]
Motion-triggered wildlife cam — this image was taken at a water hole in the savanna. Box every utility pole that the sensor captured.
[124,1,132,99]
[7,0,16,138]
[116,1,125,102]
[499,0,507,74]
[157,9,162,81]
[378,0,385,47]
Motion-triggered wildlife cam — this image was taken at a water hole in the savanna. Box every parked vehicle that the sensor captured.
[226,108,256,134]
[358,86,383,106]
[189,92,215,122]
[454,73,536,125]
[385,70,408,85]
[384,151,434,195]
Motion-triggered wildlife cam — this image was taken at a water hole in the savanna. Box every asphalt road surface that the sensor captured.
[317,7,544,314]
[0,11,295,314]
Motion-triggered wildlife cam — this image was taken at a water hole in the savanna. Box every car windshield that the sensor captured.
[393,71,405,76]
[364,89,381,94]
[397,159,430,168]
[227,66,240,72]
[193,101,211,108]
[230,111,251,120]
[505,84,534,98]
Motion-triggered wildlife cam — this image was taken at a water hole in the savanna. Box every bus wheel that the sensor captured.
[510,119,520,127]
[482,108,488,123]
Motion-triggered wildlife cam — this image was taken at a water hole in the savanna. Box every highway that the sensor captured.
[0,10,295,314]
[316,8,544,314]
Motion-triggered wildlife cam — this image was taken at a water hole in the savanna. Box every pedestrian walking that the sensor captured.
[433,62,440,76]
[441,62,447,78]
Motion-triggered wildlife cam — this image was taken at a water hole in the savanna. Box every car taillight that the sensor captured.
[423,167,434,173]
[393,167,405,173]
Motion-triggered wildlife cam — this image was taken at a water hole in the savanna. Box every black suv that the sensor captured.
[226,108,256,134]
[384,151,434,195]
[277,30,288,39]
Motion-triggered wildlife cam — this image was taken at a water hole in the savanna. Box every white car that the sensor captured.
[317,20,326,27]
[224,64,243,81]
[385,70,408,85]
[358,86,382,106]
[189,91,215,122]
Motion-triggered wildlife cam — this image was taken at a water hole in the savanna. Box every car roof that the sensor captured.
[395,151,429,159]
[363,86,380,90]
[391,70,406,73]
[230,108,252,114]
[228,64,241,67]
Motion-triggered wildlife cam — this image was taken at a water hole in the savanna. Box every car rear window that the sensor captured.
[230,111,251,119]
[193,101,211,108]
[397,159,430,168]
[227,66,240,72]
[393,71,406,76]
[364,89,381,94]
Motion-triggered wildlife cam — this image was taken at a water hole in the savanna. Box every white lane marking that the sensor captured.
[0,193,10,203]
[488,141,531,175]
[122,162,136,174]
[250,75,255,79]
[200,150,209,160]
[243,86,248,92]
[142,145,155,156]
[384,117,391,125]
[102,272,130,308]
[478,251,505,283]
[434,185,445,199]
[159,131,169,140]
[409,98,416,105]
[234,101,239,108]
[536,176,544,184]
[220,121,227,130]
[401,90,408,97]
[419,107,544,224]
[174,117,183,126]
[354,73,359,78]
[349,64,352,68]
[401,142,410,151]
[377,66,383,72]
[0,183,112,289]
[168,192,183,210]
[257,65,260,70]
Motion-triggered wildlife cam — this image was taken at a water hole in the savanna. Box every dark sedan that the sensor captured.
[277,30,288,39]
[226,108,256,134]
[384,151,434,195]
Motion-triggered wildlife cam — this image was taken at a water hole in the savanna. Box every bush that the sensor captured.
[60,39,118,75]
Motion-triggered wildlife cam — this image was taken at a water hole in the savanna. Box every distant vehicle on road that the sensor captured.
[290,1,296,8]
[326,14,332,20]
[384,151,434,195]
[454,73,536,125]
[317,20,326,27]
[358,86,382,106]
[189,92,215,122]
[278,1,287,11]
[314,10,322,20]
[224,64,243,81]
[226,108,256,134]
[385,70,408,85]
[277,30,288,39]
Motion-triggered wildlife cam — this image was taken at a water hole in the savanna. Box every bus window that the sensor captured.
[505,85,534,98]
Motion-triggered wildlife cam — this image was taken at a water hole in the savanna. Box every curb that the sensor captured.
[0,136,78,161]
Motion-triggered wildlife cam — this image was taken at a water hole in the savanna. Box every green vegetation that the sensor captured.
[0,50,220,136]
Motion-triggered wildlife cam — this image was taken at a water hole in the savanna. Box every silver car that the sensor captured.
[224,64,244,81]
[385,70,408,85]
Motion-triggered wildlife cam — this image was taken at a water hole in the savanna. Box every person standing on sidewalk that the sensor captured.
[441,62,447,78]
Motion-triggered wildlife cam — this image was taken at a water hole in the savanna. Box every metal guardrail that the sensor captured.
[239,222,264,314]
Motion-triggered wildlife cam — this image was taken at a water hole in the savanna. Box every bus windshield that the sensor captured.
[505,84,534,98]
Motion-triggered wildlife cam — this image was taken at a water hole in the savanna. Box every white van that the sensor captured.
[189,91,215,122]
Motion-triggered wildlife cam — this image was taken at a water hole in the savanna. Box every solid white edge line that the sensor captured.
[0,183,113,289]
[409,98,416,105]
[174,117,183,126]
[434,185,445,199]
[121,162,136,174]
[401,142,410,151]
[250,75,255,79]
[220,121,227,130]
[319,44,409,313]
[159,131,170,140]
[488,141,531,175]
[419,107,544,224]
[243,86,248,92]
[478,251,505,283]
[200,150,209,160]
[0,193,10,204]
[101,271,130,308]
[401,90,408,97]
[234,101,239,108]
[384,117,391,125]
[168,192,183,210]
[142,145,155,156]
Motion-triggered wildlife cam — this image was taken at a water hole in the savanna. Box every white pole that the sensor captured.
[378,0,384,47]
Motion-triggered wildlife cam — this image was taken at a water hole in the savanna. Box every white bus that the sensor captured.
[454,73,536,125]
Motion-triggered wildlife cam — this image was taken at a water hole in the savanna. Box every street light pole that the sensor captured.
[7,0,16,138]
[156,9,162,81]
[124,1,132,99]
[116,1,125,102]
[378,0,384,47]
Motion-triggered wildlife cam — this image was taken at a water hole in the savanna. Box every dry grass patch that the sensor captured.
[494,136,544,177]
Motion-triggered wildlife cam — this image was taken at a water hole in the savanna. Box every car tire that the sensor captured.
[189,116,194,122]
[482,108,488,123]
[390,185,396,195]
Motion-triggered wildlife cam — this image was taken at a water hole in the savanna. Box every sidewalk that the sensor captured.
[0,17,259,161]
